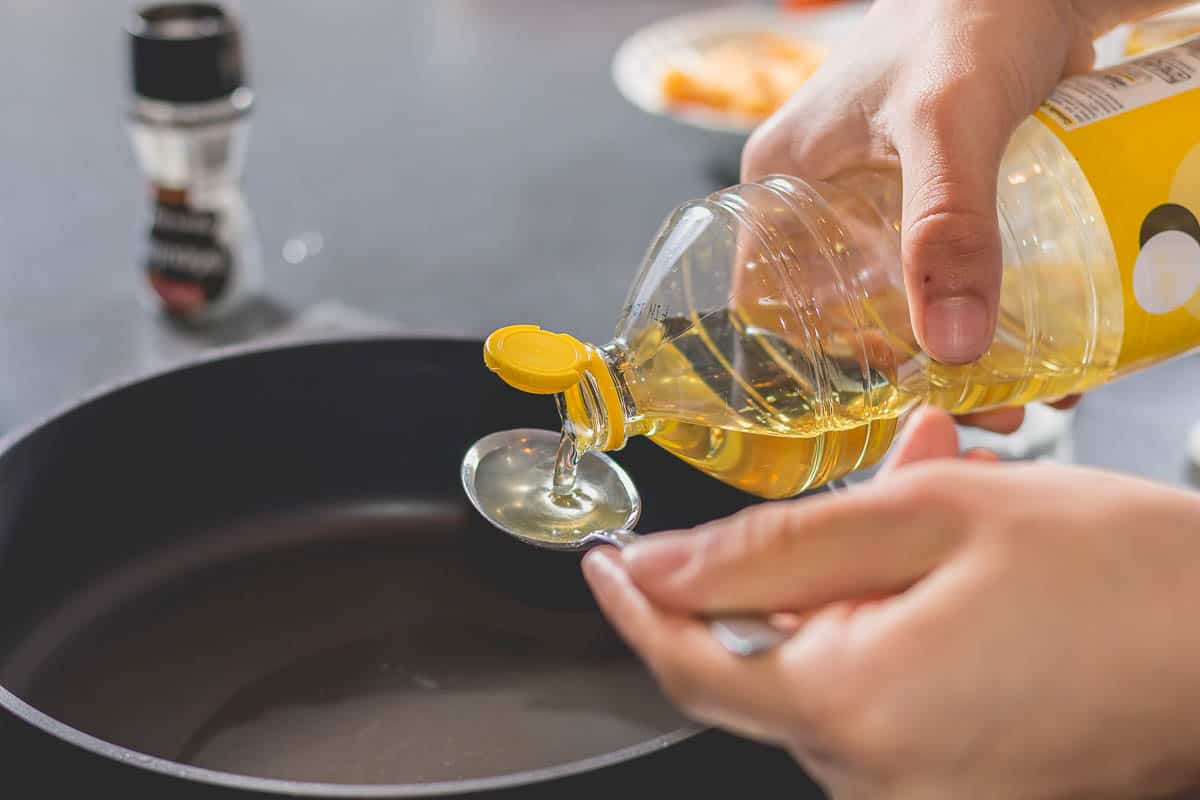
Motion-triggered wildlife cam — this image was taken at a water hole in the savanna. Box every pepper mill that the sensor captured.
[127,2,261,323]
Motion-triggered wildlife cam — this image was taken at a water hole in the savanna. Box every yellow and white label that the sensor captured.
[1042,39,1200,129]
[1036,36,1200,370]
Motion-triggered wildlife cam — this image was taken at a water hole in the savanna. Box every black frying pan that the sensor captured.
[0,337,822,798]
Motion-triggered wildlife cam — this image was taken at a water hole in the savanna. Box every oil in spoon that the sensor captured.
[466,427,635,546]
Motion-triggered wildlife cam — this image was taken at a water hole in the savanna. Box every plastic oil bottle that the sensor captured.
[482,38,1200,513]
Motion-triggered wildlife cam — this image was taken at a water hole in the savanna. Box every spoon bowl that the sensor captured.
[461,428,641,549]
[461,430,790,656]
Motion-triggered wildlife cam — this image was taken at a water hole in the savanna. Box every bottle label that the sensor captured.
[145,186,232,316]
[1035,37,1200,370]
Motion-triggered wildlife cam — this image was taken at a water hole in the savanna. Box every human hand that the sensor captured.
[743,0,1182,365]
[584,408,1200,800]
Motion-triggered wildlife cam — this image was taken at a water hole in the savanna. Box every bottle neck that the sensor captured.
[557,343,648,453]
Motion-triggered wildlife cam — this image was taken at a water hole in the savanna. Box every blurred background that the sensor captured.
[1,1,780,421]
[2,0,1199,484]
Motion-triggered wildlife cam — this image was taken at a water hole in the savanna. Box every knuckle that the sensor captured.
[741,125,781,181]
[883,461,988,548]
[903,203,999,284]
[903,177,995,247]
[888,463,963,512]
[896,66,989,144]
[741,106,841,182]
[698,504,800,569]
[890,82,1007,279]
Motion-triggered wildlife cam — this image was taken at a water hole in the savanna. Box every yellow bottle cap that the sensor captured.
[485,324,627,451]
[484,325,591,395]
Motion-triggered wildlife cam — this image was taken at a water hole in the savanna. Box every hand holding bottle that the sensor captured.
[583,408,1200,800]
[577,7,1200,791]
[742,0,1180,365]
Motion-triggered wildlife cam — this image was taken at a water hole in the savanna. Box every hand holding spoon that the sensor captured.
[461,429,790,657]
[564,529,791,657]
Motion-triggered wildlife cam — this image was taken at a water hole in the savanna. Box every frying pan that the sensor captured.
[0,336,822,798]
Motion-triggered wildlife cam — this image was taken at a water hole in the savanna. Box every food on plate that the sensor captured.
[660,32,824,120]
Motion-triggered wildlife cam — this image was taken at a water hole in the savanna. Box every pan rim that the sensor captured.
[1,685,703,796]
[0,330,467,457]
[0,332,705,796]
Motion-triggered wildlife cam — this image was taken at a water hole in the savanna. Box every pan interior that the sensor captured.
[3,502,689,785]
[0,339,758,788]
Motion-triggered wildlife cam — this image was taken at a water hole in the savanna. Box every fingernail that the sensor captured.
[582,547,624,582]
[923,295,991,363]
[623,537,693,581]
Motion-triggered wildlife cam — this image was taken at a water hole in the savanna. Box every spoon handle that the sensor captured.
[709,477,850,654]
[708,616,789,657]
[602,530,788,657]
[596,529,641,548]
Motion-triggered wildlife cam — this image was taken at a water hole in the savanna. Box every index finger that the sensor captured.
[583,547,853,745]
[622,471,967,617]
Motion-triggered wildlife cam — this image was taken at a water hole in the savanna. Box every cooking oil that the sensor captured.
[469,427,637,545]
[618,312,898,498]
[529,113,1130,501]
[557,275,1107,503]
[476,38,1200,540]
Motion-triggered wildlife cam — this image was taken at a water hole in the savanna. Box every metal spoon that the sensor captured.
[566,528,790,657]
[461,429,790,657]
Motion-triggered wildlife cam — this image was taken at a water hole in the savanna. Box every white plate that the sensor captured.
[612,2,870,136]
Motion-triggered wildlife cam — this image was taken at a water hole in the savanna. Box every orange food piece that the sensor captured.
[660,32,824,120]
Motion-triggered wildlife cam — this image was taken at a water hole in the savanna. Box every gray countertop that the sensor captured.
[1,0,1197,486]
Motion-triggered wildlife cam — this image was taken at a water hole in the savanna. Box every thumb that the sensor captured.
[897,109,1011,364]
[623,481,963,615]
[876,406,960,477]
[873,406,1000,474]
